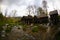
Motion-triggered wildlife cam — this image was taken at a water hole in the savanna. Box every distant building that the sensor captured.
[49,10,58,15]
[49,10,59,25]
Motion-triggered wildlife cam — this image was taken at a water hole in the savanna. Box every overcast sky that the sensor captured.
[0,0,60,17]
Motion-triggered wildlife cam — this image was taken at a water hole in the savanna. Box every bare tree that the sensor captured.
[5,8,8,17]
[27,5,32,15]
[8,10,17,17]
[37,7,44,16]
[0,0,3,13]
[27,5,37,16]
[42,0,47,14]
[12,10,17,17]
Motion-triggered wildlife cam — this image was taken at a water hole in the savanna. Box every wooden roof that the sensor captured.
[49,10,58,15]
[37,13,48,18]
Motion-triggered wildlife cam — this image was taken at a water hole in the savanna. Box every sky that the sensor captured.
[0,0,60,17]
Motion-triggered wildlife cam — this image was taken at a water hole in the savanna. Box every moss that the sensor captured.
[32,26,39,32]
